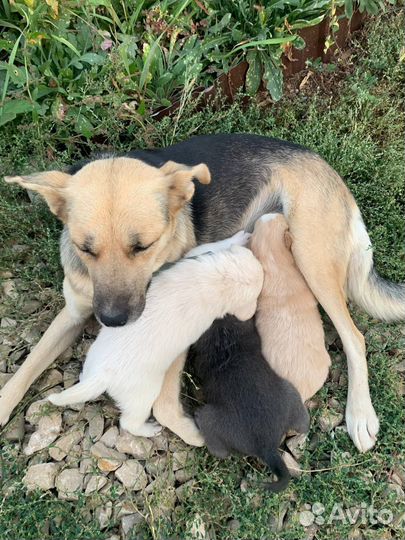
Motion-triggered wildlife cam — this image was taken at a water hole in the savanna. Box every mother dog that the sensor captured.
[2,134,404,452]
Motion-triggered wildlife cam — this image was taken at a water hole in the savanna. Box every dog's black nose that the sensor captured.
[99,311,128,327]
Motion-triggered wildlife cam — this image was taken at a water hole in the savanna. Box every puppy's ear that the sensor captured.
[160,161,211,213]
[284,230,293,250]
[4,171,71,222]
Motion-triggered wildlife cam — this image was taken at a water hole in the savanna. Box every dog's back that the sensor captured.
[250,214,331,401]
[190,315,309,492]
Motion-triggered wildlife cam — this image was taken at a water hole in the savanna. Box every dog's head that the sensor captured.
[5,157,210,326]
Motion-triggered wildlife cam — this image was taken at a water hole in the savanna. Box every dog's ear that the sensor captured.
[4,171,71,221]
[284,230,293,250]
[160,161,211,213]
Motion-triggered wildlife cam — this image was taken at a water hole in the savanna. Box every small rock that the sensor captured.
[3,413,25,441]
[282,451,302,477]
[95,502,112,529]
[115,460,148,490]
[21,326,41,345]
[319,409,344,432]
[55,468,84,500]
[286,433,307,460]
[23,462,60,491]
[85,475,108,494]
[62,361,80,388]
[36,369,63,392]
[121,514,143,538]
[25,399,49,425]
[0,372,12,388]
[227,519,241,534]
[176,479,196,502]
[175,468,193,484]
[58,346,73,362]
[21,299,41,315]
[145,471,175,494]
[299,510,315,527]
[90,441,126,472]
[86,409,104,442]
[24,411,62,455]
[2,280,17,299]
[49,426,84,461]
[151,432,169,452]
[145,454,168,477]
[100,426,119,448]
[116,431,154,458]
[172,450,189,471]
[1,317,17,328]
[0,356,7,372]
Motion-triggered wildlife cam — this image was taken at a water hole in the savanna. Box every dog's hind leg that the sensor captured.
[0,277,92,426]
[288,218,379,452]
[153,352,204,447]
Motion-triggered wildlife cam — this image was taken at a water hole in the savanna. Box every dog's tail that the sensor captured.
[346,211,405,322]
[262,450,291,493]
[48,378,106,406]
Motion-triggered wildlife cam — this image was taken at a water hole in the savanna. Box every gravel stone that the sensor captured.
[49,426,84,461]
[23,462,60,491]
[95,502,112,529]
[319,409,344,432]
[55,468,84,500]
[85,475,108,494]
[100,426,119,448]
[24,411,62,455]
[116,431,154,459]
[115,460,148,490]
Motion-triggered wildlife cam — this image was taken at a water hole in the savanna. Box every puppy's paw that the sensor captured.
[47,392,63,406]
[258,213,281,223]
[346,401,379,453]
[230,230,251,246]
[120,417,162,438]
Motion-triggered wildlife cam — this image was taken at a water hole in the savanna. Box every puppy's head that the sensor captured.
[5,158,210,326]
[250,213,291,266]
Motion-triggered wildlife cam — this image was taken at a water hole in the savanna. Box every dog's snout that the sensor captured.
[99,310,128,327]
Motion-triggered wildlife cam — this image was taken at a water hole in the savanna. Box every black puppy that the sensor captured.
[190,315,310,492]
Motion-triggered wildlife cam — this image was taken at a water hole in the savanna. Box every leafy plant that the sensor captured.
[0,0,395,133]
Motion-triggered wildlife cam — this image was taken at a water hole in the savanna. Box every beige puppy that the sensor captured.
[250,213,331,401]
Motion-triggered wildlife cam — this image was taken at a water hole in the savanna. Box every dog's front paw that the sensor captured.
[346,401,379,453]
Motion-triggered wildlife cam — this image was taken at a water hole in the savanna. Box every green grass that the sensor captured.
[0,8,404,540]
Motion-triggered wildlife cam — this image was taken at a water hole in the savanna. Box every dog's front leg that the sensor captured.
[0,278,92,426]
[153,352,204,447]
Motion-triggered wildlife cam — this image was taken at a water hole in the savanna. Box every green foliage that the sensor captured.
[0,0,393,133]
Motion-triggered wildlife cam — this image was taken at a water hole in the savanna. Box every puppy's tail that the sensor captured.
[262,450,291,493]
[347,211,405,322]
[48,378,106,406]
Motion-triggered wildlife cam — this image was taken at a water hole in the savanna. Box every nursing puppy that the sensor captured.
[250,213,331,401]
[48,239,263,439]
[190,315,310,493]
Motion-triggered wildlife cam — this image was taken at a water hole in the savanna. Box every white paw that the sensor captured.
[258,212,280,223]
[230,230,251,246]
[120,417,162,438]
[346,402,379,453]
[47,393,63,406]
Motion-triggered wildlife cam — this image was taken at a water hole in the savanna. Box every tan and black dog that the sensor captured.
[2,134,404,452]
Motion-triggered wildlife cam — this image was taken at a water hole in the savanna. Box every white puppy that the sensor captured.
[48,234,263,438]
